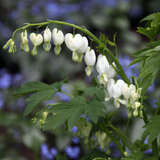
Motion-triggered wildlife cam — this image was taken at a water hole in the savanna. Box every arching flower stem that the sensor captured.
[11,20,130,84]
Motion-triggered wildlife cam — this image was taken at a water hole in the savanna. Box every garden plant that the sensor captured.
[3,12,160,160]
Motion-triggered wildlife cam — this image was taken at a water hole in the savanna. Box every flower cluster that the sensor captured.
[3,26,143,117]
[106,78,142,117]
[96,54,142,117]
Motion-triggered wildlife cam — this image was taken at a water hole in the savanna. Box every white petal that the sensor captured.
[96,55,109,74]
[65,33,73,50]
[107,63,116,78]
[84,47,96,66]
[44,27,51,42]
[107,79,115,97]
[30,33,43,46]
[77,36,88,53]
[52,28,64,45]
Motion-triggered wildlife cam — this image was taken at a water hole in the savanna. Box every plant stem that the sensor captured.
[108,122,135,152]
[152,139,159,159]
[11,20,130,84]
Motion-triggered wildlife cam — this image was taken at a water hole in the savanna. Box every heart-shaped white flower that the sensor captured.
[30,33,43,46]
[52,28,64,46]
[44,27,51,42]
[84,47,96,66]
[65,33,88,53]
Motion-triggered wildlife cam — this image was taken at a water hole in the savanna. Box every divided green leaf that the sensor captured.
[143,115,160,144]
[14,81,50,97]
[44,95,106,130]
[14,81,62,116]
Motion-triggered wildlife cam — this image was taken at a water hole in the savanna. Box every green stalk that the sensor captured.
[11,20,130,84]
[108,122,135,152]
[152,139,159,159]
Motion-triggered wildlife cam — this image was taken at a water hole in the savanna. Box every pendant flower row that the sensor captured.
[3,27,143,117]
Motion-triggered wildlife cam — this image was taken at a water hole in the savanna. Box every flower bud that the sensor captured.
[20,30,29,52]
[134,101,141,109]
[3,38,16,53]
[133,109,138,117]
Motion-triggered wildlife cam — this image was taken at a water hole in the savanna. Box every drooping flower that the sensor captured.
[96,55,110,75]
[65,33,88,63]
[107,79,122,99]
[43,27,51,52]
[30,33,43,55]
[84,47,96,76]
[96,55,116,85]
[52,28,64,55]
[20,30,29,53]
[3,38,16,53]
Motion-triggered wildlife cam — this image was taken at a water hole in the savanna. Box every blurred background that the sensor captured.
[0,0,160,159]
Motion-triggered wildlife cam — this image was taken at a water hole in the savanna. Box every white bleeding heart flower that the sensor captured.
[107,63,116,78]
[52,28,64,45]
[44,27,51,42]
[52,28,64,55]
[30,33,43,46]
[30,33,43,55]
[96,55,109,75]
[21,30,29,53]
[65,33,88,62]
[84,47,96,66]
[96,55,116,85]
[43,27,52,52]
[84,47,96,76]
[107,79,122,99]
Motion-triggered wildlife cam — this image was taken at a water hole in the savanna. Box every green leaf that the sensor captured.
[24,88,56,115]
[56,154,68,160]
[14,81,50,97]
[92,158,107,160]
[137,26,159,40]
[0,112,29,126]
[84,87,105,101]
[80,149,107,160]
[44,95,106,130]
[143,115,160,144]
[121,151,143,160]
[44,96,86,130]
[137,12,160,40]
[85,100,105,123]
[137,53,160,94]
[141,13,160,22]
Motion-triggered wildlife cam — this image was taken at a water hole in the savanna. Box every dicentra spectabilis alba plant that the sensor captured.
[3,13,160,160]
